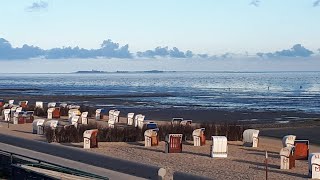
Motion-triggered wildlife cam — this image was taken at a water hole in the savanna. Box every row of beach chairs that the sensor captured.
[1,100,34,124]
[280,135,320,179]
[95,109,148,129]
[3,99,319,179]
[2,99,186,131]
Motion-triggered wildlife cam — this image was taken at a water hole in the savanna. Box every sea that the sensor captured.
[1,71,320,113]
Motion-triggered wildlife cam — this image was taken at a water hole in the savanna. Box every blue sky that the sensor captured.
[1,0,320,54]
[0,0,320,72]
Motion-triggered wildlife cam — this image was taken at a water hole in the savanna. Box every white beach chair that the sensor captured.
[127,113,135,125]
[32,119,45,134]
[107,110,116,128]
[8,100,14,105]
[69,115,79,128]
[134,114,143,128]
[47,108,55,119]
[67,105,80,109]
[81,112,89,124]
[95,109,102,120]
[309,153,320,179]
[45,120,59,129]
[83,129,98,149]
[19,101,28,108]
[108,119,115,128]
[4,109,11,121]
[60,103,68,108]
[280,146,295,169]
[137,115,145,129]
[144,129,159,147]
[282,135,296,147]
[180,120,192,126]
[113,110,120,123]
[193,128,206,146]
[10,106,18,119]
[243,129,260,148]
[35,101,44,109]
[68,109,81,118]
[47,102,56,108]
[171,118,183,126]
[211,136,228,158]
[16,107,23,113]
[108,109,115,122]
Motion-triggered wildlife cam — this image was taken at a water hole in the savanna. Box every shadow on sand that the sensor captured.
[125,142,145,146]
[131,146,164,153]
[12,130,33,134]
[59,143,83,148]
[233,159,279,169]
[240,147,278,154]
[182,151,210,158]
[182,141,194,146]
[251,166,308,179]
[247,152,279,158]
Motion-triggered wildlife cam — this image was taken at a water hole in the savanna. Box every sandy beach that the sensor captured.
[1,115,319,179]
[1,92,320,179]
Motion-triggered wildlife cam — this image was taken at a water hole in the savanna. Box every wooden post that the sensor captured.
[265,151,268,180]
[7,115,10,128]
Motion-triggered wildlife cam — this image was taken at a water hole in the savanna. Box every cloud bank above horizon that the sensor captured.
[25,1,48,12]
[0,37,318,60]
[250,0,320,7]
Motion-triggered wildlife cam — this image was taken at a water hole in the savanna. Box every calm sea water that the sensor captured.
[1,72,320,113]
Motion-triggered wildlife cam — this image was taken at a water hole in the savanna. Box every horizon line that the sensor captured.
[1,70,320,74]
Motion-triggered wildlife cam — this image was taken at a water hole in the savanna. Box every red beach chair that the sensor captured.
[295,140,309,160]
[165,134,183,153]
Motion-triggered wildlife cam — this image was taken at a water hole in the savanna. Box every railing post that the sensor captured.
[10,153,13,164]
[158,168,166,180]
[265,151,268,180]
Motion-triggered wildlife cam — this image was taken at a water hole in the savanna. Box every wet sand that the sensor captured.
[1,94,320,124]
[260,126,320,144]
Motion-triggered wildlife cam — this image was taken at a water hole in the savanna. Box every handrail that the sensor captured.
[10,164,60,180]
[0,149,108,180]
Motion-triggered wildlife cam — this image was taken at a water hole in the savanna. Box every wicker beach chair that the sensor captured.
[211,136,228,158]
[35,101,44,109]
[127,113,135,125]
[193,128,206,146]
[47,102,56,108]
[83,129,99,149]
[280,146,295,169]
[243,129,259,147]
[144,129,159,147]
[81,112,89,124]
[309,153,320,179]
[165,134,183,153]
[282,135,296,147]
[32,119,45,134]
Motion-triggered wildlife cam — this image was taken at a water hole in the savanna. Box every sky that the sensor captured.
[0,0,320,72]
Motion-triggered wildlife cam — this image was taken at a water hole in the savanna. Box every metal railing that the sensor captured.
[0,149,109,180]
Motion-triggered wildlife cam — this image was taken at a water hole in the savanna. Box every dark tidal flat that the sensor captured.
[260,126,320,144]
